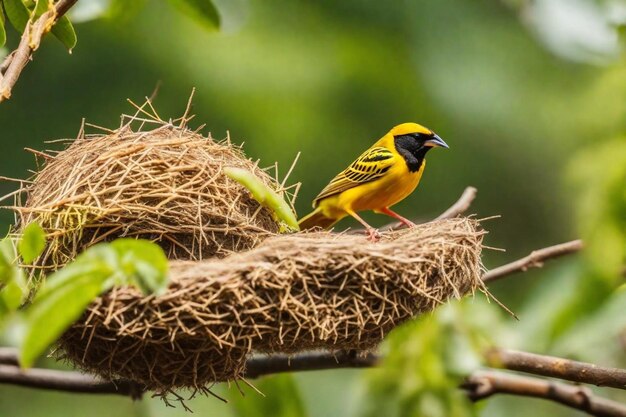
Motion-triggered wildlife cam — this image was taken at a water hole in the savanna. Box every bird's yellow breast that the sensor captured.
[317,158,425,219]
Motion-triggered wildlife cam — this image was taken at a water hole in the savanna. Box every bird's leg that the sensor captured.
[379,207,416,228]
[347,209,380,241]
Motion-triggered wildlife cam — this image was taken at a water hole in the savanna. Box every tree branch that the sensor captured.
[0,347,19,366]
[482,239,583,283]
[0,0,78,102]
[0,349,378,397]
[0,364,143,398]
[487,348,626,390]
[5,347,626,417]
[245,350,379,378]
[462,370,626,417]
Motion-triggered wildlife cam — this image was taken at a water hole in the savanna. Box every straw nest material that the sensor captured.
[4,102,487,396]
[12,122,282,271]
[59,217,485,392]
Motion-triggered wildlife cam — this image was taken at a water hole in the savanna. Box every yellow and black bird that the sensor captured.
[298,123,448,240]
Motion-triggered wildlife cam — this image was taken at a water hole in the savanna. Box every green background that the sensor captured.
[1,0,625,416]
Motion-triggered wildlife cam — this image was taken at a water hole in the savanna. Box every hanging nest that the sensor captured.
[59,217,485,392]
[11,120,282,272]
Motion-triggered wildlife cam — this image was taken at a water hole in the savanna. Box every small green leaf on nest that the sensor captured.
[18,222,46,264]
[225,166,300,232]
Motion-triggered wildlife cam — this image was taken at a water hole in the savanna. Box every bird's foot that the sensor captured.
[400,219,416,229]
[366,228,381,242]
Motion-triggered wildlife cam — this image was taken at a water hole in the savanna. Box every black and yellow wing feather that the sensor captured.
[312,146,396,207]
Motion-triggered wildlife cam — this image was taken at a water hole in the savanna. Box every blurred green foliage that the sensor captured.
[229,374,308,417]
[1,0,625,416]
[0,226,170,368]
[357,303,494,417]
[570,138,626,279]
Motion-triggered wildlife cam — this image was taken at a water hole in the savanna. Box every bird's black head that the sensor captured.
[392,125,449,173]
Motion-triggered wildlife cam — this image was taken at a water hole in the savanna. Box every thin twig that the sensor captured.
[462,370,626,417]
[482,240,584,283]
[487,348,626,390]
[0,0,78,102]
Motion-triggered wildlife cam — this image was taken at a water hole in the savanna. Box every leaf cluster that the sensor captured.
[0,0,222,52]
[0,0,76,50]
[0,223,170,368]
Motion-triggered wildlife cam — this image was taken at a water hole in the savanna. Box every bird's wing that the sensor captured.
[313,146,396,206]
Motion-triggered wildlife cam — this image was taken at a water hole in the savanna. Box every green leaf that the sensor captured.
[3,0,75,50]
[32,245,115,302]
[3,0,29,33]
[17,263,110,367]
[167,0,220,31]
[225,167,299,231]
[0,6,6,47]
[0,238,27,313]
[230,374,308,417]
[13,238,169,367]
[31,0,47,18]
[18,222,46,264]
[32,0,77,50]
[0,277,26,313]
[0,238,16,284]
[51,15,76,50]
[110,238,169,296]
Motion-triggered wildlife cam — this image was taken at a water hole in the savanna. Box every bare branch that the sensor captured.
[5,345,626,417]
[0,349,378,397]
[482,240,583,283]
[487,348,626,390]
[3,345,626,417]
[0,0,78,102]
[245,350,379,378]
[463,370,626,417]
[0,348,19,366]
[0,364,143,398]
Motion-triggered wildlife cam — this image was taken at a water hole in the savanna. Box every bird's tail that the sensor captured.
[298,207,338,230]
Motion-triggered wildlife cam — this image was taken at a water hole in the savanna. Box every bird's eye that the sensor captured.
[411,132,430,141]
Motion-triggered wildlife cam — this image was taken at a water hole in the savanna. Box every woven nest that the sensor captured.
[12,121,283,272]
[59,218,485,392]
[3,102,488,397]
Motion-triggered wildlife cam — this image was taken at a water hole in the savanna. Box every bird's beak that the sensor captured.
[424,134,449,149]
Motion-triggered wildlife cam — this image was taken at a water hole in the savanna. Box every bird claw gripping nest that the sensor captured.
[9,113,486,393]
